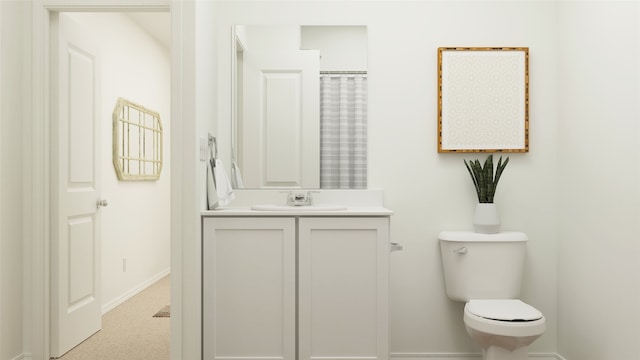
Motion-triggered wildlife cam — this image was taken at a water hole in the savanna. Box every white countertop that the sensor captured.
[201,206,393,217]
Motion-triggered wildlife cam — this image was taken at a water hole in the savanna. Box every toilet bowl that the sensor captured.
[463,299,545,360]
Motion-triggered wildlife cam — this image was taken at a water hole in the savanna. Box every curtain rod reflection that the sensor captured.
[320,71,367,75]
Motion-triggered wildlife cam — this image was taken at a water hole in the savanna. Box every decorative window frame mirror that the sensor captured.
[438,47,529,153]
[112,97,163,180]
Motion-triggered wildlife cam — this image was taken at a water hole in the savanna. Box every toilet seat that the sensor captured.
[463,300,546,338]
[467,299,543,322]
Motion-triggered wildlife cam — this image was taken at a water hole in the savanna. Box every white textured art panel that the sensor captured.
[439,48,528,152]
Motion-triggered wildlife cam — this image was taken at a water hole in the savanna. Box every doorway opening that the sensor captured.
[49,11,171,359]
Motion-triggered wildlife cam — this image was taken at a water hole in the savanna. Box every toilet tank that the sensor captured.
[439,231,527,302]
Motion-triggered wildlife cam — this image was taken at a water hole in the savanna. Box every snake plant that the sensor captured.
[464,154,509,203]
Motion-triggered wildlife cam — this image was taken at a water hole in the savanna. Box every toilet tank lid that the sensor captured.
[467,299,543,321]
[438,231,527,242]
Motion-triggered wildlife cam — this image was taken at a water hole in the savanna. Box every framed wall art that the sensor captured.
[438,47,529,153]
[112,97,163,180]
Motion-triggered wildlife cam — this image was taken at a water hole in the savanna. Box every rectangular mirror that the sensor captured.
[438,47,529,153]
[231,25,368,189]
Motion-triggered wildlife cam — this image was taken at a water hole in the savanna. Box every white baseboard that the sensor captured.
[101,268,171,314]
[391,353,481,360]
[390,352,563,360]
[11,353,27,360]
[16,351,566,360]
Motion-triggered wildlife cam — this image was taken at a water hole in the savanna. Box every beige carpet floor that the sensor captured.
[58,275,170,360]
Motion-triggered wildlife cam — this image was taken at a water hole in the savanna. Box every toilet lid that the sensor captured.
[467,299,543,322]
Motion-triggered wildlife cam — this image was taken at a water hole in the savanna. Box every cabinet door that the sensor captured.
[203,217,296,360]
[298,217,390,360]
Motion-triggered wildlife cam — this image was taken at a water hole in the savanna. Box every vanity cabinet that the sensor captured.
[202,217,296,360]
[298,217,389,360]
[202,215,390,360]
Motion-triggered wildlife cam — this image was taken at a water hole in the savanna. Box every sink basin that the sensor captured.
[251,204,347,211]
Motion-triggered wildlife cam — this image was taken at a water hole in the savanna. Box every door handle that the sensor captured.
[390,242,403,252]
[96,199,108,209]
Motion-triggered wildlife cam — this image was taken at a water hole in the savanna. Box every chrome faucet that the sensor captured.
[285,191,315,206]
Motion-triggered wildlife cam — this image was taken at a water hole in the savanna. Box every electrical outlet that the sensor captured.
[123,258,127,272]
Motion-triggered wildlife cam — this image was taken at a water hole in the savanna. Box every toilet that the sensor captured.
[439,231,545,360]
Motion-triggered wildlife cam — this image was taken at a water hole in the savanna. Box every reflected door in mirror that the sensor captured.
[240,50,320,188]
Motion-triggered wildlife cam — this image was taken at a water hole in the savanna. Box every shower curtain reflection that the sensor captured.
[320,72,368,189]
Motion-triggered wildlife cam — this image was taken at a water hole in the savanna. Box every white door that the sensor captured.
[50,13,103,358]
[241,50,320,188]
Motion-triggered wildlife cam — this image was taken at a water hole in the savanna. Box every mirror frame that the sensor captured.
[112,97,163,180]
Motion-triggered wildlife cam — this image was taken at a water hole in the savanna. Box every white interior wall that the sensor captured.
[64,12,171,312]
[0,3,3,357]
[216,1,558,356]
[182,2,220,358]
[243,25,300,52]
[0,2,26,359]
[197,2,220,211]
[556,2,640,359]
[301,26,367,71]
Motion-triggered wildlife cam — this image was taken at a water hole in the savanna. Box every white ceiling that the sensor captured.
[125,12,171,50]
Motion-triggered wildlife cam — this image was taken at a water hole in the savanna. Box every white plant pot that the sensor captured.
[473,203,500,234]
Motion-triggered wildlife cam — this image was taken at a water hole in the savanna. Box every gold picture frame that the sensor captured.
[112,98,163,180]
[438,47,529,153]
